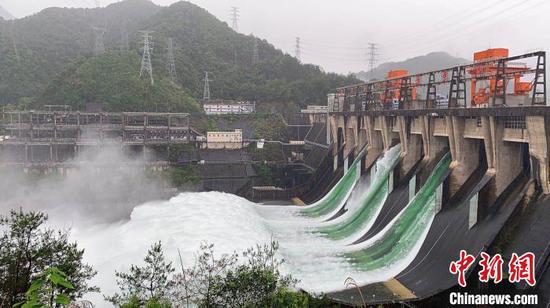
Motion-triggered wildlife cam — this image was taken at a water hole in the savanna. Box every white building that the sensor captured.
[301,105,329,114]
[202,100,256,115]
[206,129,244,149]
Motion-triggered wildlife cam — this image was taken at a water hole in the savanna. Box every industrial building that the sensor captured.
[202,100,256,114]
[205,129,244,149]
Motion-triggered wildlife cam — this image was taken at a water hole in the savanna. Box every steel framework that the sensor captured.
[335,51,547,111]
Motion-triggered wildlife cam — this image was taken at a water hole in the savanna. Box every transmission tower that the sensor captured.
[139,31,155,85]
[166,38,178,84]
[203,72,212,101]
[367,42,379,80]
[94,0,100,8]
[230,7,239,32]
[92,26,106,56]
[252,37,259,65]
[295,37,301,62]
[10,21,20,64]
[120,23,129,51]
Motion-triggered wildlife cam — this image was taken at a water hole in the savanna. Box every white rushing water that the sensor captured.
[1,145,432,307]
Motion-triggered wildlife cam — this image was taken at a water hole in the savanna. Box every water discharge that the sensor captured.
[299,148,364,218]
[1,146,450,306]
[316,145,401,242]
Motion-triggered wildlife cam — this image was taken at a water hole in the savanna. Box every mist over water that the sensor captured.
[0,146,168,225]
[0,146,436,307]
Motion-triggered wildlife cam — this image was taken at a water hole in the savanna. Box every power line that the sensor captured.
[203,71,212,100]
[400,0,545,58]
[383,0,510,49]
[385,0,539,57]
[139,30,154,85]
[295,37,301,62]
[166,38,178,84]
[230,7,239,32]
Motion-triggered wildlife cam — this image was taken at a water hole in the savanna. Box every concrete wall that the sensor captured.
[447,116,481,197]
[331,111,547,210]
[526,116,550,193]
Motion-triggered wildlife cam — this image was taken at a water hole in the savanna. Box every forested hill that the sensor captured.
[356,52,470,82]
[0,0,358,111]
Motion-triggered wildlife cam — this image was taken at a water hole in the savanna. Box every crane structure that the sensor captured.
[334,49,546,112]
[468,48,533,107]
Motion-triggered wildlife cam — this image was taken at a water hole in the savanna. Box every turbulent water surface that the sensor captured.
[0,146,449,307]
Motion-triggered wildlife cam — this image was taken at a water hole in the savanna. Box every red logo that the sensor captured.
[508,252,536,286]
[449,250,476,287]
[450,251,537,287]
[478,252,503,283]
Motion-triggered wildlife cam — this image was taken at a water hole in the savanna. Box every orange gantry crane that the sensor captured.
[468,48,532,106]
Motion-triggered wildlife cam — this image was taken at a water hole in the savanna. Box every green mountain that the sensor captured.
[356,52,470,82]
[0,0,358,111]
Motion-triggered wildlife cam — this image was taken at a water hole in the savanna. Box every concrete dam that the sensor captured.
[1,49,549,306]
[255,49,550,305]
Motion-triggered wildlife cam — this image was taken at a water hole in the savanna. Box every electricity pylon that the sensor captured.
[166,38,178,84]
[139,31,154,85]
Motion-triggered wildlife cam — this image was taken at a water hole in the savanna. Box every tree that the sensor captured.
[107,242,175,306]
[207,241,296,307]
[171,242,238,307]
[110,240,306,307]
[16,267,74,308]
[0,210,97,307]
[172,241,298,307]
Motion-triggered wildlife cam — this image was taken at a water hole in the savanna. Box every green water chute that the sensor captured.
[345,153,451,271]
[316,150,400,240]
[300,149,365,218]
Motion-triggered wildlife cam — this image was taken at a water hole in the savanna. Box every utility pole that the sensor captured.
[203,72,212,101]
[166,38,178,84]
[139,31,154,85]
[295,37,301,62]
[252,37,259,65]
[367,42,379,80]
[230,7,239,32]
[92,26,106,56]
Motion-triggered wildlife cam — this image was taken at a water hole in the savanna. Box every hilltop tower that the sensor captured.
[92,26,106,55]
[252,37,259,65]
[230,7,239,31]
[139,31,155,85]
[203,72,212,101]
[166,38,178,84]
[295,37,301,62]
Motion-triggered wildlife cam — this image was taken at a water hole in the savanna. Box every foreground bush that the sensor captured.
[109,241,310,307]
[0,210,97,306]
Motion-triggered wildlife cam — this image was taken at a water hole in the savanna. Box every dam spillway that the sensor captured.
[1,50,549,306]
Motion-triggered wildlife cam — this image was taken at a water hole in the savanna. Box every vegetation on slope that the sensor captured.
[0,0,358,110]
[41,52,199,112]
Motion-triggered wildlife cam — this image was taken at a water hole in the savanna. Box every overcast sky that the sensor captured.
[2,0,549,73]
